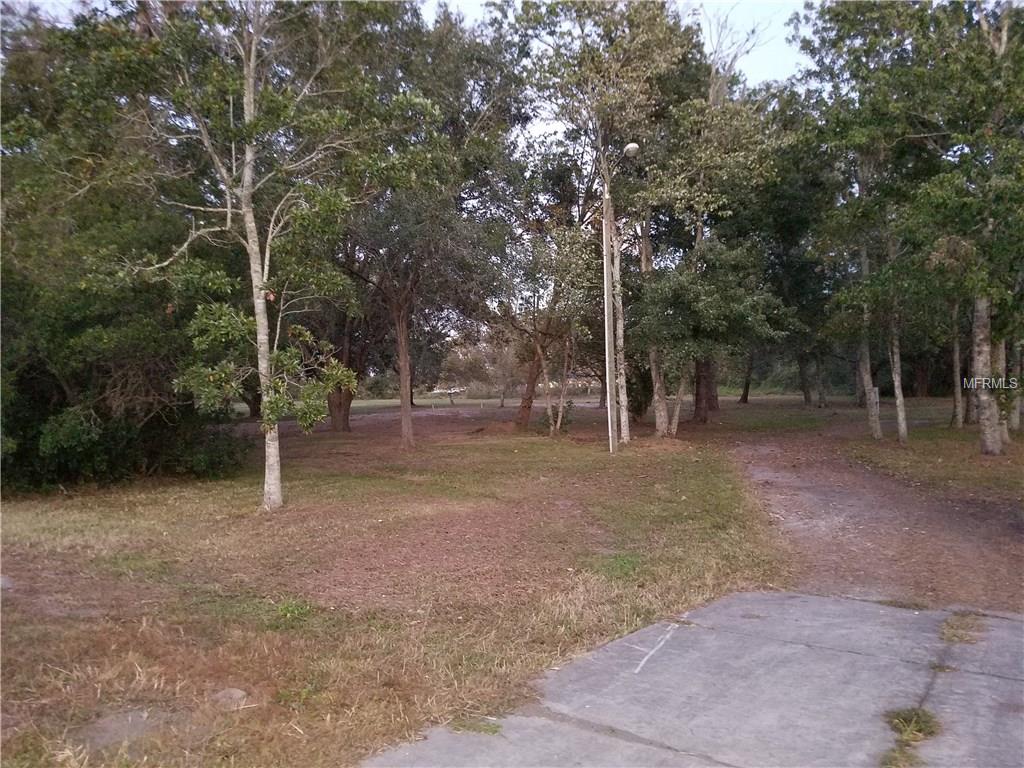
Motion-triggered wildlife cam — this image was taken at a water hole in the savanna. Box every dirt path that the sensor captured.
[734,435,1024,612]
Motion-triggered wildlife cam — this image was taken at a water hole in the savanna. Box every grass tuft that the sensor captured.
[940,612,985,644]
[881,706,941,768]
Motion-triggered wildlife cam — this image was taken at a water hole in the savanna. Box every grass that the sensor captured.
[940,612,986,644]
[1,428,785,767]
[882,707,941,768]
[846,423,1024,504]
[451,717,502,735]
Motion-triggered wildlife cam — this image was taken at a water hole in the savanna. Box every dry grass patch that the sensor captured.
[940,612,986,644]
[846,425,1024,506]
[2,430,785,766]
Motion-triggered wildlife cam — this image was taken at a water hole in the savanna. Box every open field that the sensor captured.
[1,402,785,767]
[3,394,1021,766]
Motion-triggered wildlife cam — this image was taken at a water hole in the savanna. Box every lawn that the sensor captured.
[845,423,1024,506]
[1,415,785,767]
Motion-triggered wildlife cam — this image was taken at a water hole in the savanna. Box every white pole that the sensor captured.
[603,189,618,454]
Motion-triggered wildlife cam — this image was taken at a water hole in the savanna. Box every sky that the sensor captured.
[38,0,810,86]
[423,0,811,86]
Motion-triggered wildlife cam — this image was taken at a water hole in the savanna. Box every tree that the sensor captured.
[109,1,412,506]
[522,0,692,443]
[1,4,247,486]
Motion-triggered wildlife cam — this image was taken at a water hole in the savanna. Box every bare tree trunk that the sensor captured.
[669,377,687,436]
[855,362,865,407]
[611,226,629,443]
[708,359,720,411]
[237,29,283,510]
[1011,340,1022,432]
[499,381,508,409]
[965,343,979,424]
[952,300,963,429]
[858,247,882,440]
[392,302,415,449]
[554,334,573,433]
[814,352,828,408]
[328,386,354,432]
[536,340,555,437]
[243,390,262,419]
[913,359,930,398]
[243,203,282,511]
[993,338,1011,445]
[693,360,711,424]
[639,215,668,435]
[739,352,753,404]
[973,296,1002,455]
[598,373,607,409]
[797,354,812,405]
[889,314,908,445]
[516,347,543,429]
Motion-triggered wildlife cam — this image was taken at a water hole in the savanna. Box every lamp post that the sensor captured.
[602,142,640,455]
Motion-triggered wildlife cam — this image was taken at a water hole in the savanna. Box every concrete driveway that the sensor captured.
[365,592,1024,768]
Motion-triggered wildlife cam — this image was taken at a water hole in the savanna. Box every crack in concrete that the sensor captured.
[521,704,741,768]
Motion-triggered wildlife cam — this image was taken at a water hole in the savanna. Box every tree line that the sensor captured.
[2,1,1021,508]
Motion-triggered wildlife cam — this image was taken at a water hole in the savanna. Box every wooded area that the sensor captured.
[2,1,1022,510]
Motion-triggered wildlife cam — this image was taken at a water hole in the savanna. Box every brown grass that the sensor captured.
[1,419,785,767]
[845,423,1024,506]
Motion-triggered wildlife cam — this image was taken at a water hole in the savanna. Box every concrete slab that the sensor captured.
[683,592,948,665]
[362,592,1024,768]
[919,671,1024,767]
[364,713,721,767]
[942,615,1024,680]
[541,621,929,767]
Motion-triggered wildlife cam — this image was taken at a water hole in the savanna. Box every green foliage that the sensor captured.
[638,239,789,360]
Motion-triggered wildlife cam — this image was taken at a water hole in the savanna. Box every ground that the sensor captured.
[1,395,1021,766]
[368,592,1024,767]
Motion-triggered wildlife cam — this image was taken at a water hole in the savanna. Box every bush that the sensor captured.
[539,399,575,433]
[2,405,249,491]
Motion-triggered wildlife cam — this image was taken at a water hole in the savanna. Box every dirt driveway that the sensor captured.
[734,431,1023,612]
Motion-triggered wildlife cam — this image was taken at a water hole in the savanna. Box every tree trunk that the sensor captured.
[965,343,979,424]
[692,360,711,424]
[739,352,753,404]
[993,338,1011,446]
[536,340,555,437]
[243,390,262,419]
[1011,340,1022,432]
[797,354,812,405]
[855,362,865,407]
[814,352,828,408]
[639,215,669,436]
[973,296,1002,455]
[913,359,930,398]
[858,247,882,440]
[243,205,282,510]
[611,225,629,443]
[598,373,607,409]
[669,377,687,436]
[889,314,908,446]
[516,347,543,429]
[328,386,354,432]
[951,300,963,429]
[554,334,573,433]
[708,359,720,411]
[499,381,508,409]
[392,302,415,449]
